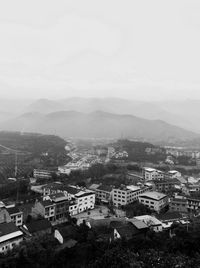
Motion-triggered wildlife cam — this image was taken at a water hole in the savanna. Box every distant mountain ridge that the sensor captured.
[0,110,198,143]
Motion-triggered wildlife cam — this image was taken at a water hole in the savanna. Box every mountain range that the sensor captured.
[0,97,199,144]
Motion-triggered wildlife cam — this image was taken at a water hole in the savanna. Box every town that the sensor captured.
[0,134,200,266]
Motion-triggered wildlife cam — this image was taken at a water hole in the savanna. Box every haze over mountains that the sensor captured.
[0,97,199,144]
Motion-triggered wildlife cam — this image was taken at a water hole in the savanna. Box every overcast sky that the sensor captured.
[0,0,200,100]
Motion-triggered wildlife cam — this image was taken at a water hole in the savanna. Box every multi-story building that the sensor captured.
[32,200,56,223]
[143,168,164,181]
[7,207,23,227]
[187,197,200,214]
[154,179,179,193]
[169,197,188,213]
[112,185,149,207]
[33,169,52,179]
[138,191,168,213]
[95,185,113,203]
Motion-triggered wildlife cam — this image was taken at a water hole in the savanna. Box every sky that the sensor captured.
[0,0,200,100]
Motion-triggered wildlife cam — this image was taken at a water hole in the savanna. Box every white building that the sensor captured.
[143,168,164,181]
[139,191,168,213]
[112,185,149,207]
[135,215,163,232]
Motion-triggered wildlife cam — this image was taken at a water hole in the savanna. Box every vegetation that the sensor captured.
[122,201,152,218]
[1,223,200,267]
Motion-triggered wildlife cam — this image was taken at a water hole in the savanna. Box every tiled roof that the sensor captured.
[7,207,21,215]
[157,212,183,222]
[0,222,20,237]
[26,219,52,234]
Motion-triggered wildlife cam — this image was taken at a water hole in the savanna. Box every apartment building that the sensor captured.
[33,169,52,179]
[95,185,113,203]
[112,185,148,207]
[169,197,188,213]
[187,197,200,214]
[32,200,56,223]
[154,179,179,193]
[139,191,168,213]
[143,168,164,181]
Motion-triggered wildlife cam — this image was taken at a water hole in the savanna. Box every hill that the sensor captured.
[0,111,198,144]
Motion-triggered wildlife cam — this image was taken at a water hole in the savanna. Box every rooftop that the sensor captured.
[157,212,185,222]
[25,219,52,234]
[135,215,162,227]
[97,185,113,192]
[139,191,167,201]
[7,206,21,215]
[126,185,141,192]
[0,222,23,243]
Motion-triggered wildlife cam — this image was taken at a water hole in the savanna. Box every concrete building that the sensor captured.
[167,170,182,180]
[169,197,188,213]
[95,185,113,203]
[32,200,56,223]
[112,185,149,207]
[33,169,52,179]
[143,168,164,181]
[139,191,168,213]
[7,207,23,227]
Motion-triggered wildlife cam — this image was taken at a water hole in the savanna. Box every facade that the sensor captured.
[33,169,52,179]
[169,197,188,213]
[7,207,23,227]
[95,185,113,203]
[0,222,23,253]
[112,185,149,207]
[32,200,56,223]
[143,168,164,181]
[138,191,168,213]
[187,197,200,214]
[75,191,95,213]
[154,179,179,193]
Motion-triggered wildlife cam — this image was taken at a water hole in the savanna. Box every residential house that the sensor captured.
[54,225,78,245]
[138,191,168,213]
[7,207,23,227]
[32,200,56,223]
[135,215,163,232]
[0,222,23,253]
[24,219,52,237]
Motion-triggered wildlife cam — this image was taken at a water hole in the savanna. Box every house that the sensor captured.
[111,221,146,241]
[32,200,56,223]
[112,185,148,207]
[138,191,168,213]
[7,207,23,227]
[24,219,52,237]
[54,225,78,245]
[157,211,188,229]
[0,208,12,224]
[135,215,163,232]
[0,222,23,253]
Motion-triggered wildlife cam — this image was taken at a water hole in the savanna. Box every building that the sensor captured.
[157,212,188,229]
[167,170,182,180]
[33,169,52,179]
[135,215,163,232]
[7,207,23,227]
[143,168,164,182]
[95,185,113,203]
[187,197,200,214]
[138,191,168,213]
[112,185,149,207]
[54,225,78,245]
[32,200,56,223]
[74,191,95,213]
[24,219,52,237]
[169,196,188,213]
[0,222,23,253]
[154,179,179,193]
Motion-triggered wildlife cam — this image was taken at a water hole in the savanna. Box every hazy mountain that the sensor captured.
[24,97,198,133]
[0,110,198,143]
